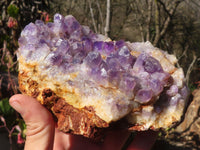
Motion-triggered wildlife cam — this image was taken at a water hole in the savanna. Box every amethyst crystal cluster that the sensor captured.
[18,13,188,129]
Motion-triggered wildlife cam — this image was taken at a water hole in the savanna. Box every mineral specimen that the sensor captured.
[17,13,189,138]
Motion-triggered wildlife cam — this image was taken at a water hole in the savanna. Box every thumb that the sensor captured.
[9,94,55,150]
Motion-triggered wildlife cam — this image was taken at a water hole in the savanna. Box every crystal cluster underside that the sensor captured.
[17,13,189,131]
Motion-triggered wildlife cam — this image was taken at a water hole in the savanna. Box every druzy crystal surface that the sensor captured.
[17,13,188,129]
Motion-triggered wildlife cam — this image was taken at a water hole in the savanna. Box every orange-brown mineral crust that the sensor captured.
[42,89,109,138]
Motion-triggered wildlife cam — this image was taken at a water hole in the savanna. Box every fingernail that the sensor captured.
[9,99,22,112]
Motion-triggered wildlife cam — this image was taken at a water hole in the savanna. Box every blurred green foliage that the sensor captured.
[7,4,19,18]
[0,98,16,129]
[0,98,14,115]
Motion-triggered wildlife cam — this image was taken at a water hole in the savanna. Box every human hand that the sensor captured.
[9,94,157,150]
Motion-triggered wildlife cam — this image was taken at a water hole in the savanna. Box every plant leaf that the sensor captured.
[7,4,19,18]
[0,98,14,115]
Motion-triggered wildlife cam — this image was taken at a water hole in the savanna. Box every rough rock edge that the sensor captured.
[18,72,110,139]
[42,89,109,136]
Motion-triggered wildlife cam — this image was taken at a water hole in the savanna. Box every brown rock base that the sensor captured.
[42,89,109,139]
